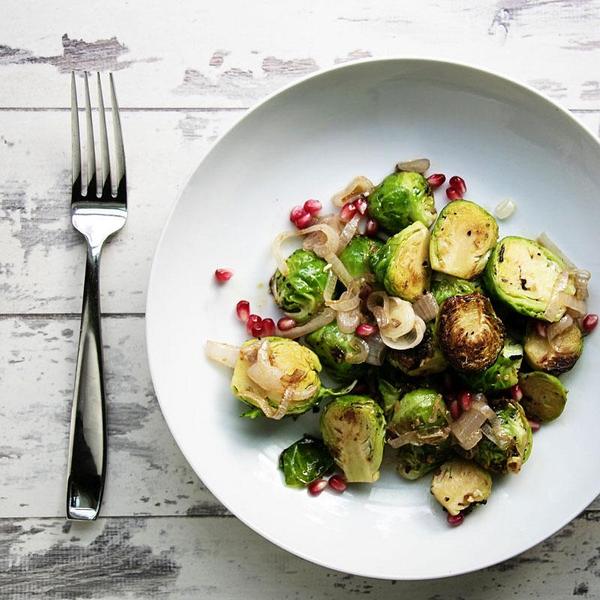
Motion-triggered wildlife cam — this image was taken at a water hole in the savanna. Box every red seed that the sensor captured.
[290,205,305,223]
[354,196,368,215]
[511,384,523,402]
[535,320,547,338]
[449,175,467,196]
[446,186,462,201]
[449,399,461,421]
[459,391,472,412]
[277,317,296,331]
[303,199,322,216]
[582,313,598,334]
[308,479,328,496]
[359,283,373,300]
[236,300,250,323]
[356,323,377,337]
[328,474,347,493]
[447,513,464,527]
[427,173,446,189]
[528,419,541,432]
[261,318,276,337]
[251,322,264,338]
[365,218,379,237]
[246,314,262,335]
[295,212,313,229]
[215,268,233,282]
[340,201,358,223]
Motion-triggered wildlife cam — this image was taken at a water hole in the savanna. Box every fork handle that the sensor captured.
[66,243,107,520]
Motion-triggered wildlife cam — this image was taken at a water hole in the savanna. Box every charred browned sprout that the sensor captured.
[437,293,505,372]
[387,322,447,377]
[519,371,567,422]
[523,320,583,375]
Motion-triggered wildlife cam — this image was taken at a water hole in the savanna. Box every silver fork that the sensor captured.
[66,72,127,520]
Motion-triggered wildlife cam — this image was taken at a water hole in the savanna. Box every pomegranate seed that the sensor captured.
[308,479,328,496]
[365,218,379,237]
[340,201,358,223]
[447,513,464,527]
[582,313,598,334]
[528,419,541,432]
[449,175,467,196]
[303,199,322,216]
[251,321,264,338]
[277,317,296,331]
[236,300,250,323]
[459,391,472,412]
[214,268,233,282]
[359,283,373,300]
[427,173,446,189]
[535,320,547,338]
[356,323,377,337]
[354,196,368,215]
[261,318,276,337]
[294,212,313,229]
[449,399,461,421]
[246,314,262,335]
[328,474,347,493]
[446,186,462,201]
[290,205,305,223]
[511,384,523,402]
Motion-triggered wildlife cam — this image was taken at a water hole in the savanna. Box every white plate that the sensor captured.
[146,58,600,580]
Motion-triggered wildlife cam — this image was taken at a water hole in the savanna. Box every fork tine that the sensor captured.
[83,72,97,197]
[71,73,81,197]
[96,73,111,200]
[109,73,126,202]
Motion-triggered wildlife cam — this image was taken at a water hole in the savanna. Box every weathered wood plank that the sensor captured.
[1,109,599,315]
[1,0,600,109]
[1,513,599,598]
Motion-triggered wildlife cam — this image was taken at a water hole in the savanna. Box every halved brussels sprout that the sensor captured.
[279,435,334,488]
[304,322,369,382]
[524,320,583,375]
[320,395,386,483]
[430,200,498,279]
[339,235,383,280]
[484,236,574,322]
[459,339,523,393]
[387,322,447,377]
[519,371,567,422]
[397,443,451,481]
[388,388,449,441]
[431,274,484,307]
[370,222,431,301]
[232,337,322,417]
[431,458,492,516]
[270,249,329,324]
[438,293,505,373]
[367,171,437,233]
[473,402,532,474]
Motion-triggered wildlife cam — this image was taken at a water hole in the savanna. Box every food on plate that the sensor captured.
[338,235,382,280]
[519,371,567,422]
[279,435,335,488]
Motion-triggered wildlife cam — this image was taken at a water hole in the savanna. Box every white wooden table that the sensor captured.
[2,2,599,597]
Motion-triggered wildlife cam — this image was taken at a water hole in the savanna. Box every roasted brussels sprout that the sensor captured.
[437,293,505,373]
[430,200,498,279]
[519,371,567,422]
[320,395,386,483]
[484,236,575,322]
[232,337,322,417]
[431,458,492,516]
[279,435,335,487]
[370,222,431,301]
[376,365,418,417]
[304,322,369,382]
[387,322,447,377]
[459,339,523,393]
[397,443,451,481]
[523,320,583,375]
[473,402,532,474]
[338,235,383,279]
[367,171,437,233]
[270,249,329,323]
[431,274,484,307]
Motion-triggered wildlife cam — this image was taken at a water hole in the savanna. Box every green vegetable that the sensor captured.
[367,171,436,233]
[279,435,335,487]
[338,235,383,279]
[376,366,418,418]
[370,222,431,301]
[523,320,583,375]
[519,371,567,422]
[304,322,369,382]
[431,274,484,307]
[396,443,451,481]
[430,200,498,279]
[387,322,447,377]
[484,236,575,322]
[320,395,386,483]
[459,339,523,393]
[270,249,329,324]
[473,402,532,474]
